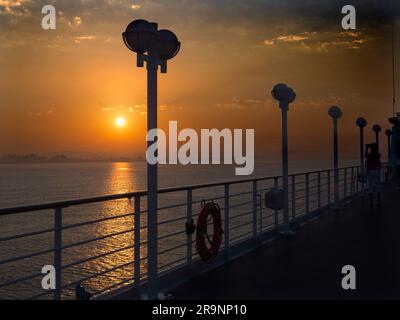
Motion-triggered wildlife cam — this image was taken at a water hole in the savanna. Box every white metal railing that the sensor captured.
[0,164,378,300]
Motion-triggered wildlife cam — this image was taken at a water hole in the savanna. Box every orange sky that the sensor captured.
[0,0,399,159]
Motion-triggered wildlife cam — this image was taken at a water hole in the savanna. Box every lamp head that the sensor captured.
[271,83,296,110]
[389,116,400,126]
[156,29,180,60]
[328,106,343,119]
[356,117,367,128]
[385,129,392,136]
[287,87,296,104]
[373,124,382,133]
[122,19,157,53]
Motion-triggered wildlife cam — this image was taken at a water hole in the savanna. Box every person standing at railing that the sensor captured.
[365,143,383,208]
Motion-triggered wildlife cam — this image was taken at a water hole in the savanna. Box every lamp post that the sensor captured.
[356,117,367,190]
[373,124,382,151]
[328,106,343,208]
[123,19,180,300]
[271,84,296,236]
[385,129,392,162]
[356,118,367,169]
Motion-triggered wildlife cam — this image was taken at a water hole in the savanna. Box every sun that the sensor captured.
[115,117,126,127]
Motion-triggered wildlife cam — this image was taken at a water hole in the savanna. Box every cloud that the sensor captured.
[277,34,309,42]
[74,35,96,43]
[25,109,55,118]
[102,104,157,116]
[128,104,145,113]
[216,97,266,110]
[263,39,274,46]
[73,16,82,26]
[263,30,369,52]
[0,0,28,16]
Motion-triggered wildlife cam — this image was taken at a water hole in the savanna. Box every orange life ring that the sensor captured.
[195,202,223,263]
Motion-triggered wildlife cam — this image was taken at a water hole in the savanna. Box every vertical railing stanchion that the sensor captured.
[343,168,347,199]
[327,170,331,206]
[134,196,141,285]
[291,175,296,219]
[350,167,355,196]
[356,166,360,193]
[224,184,230,256]
[54,207,62,300]
[258,194,263,234]
[317,172,321,211]
[305,173,310,215]
[252,181,257,238]
[274,177,279,229]
[186,189,193,264]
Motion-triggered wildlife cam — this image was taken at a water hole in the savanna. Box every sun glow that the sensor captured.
[116,117,126,127]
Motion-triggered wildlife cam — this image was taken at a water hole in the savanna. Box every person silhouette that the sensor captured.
[365,142,382,208]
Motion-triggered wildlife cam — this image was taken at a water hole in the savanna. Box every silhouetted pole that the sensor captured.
[329,106,343,207]
[356,118,367,169]
[386,129,392,161]
[356,118,367,190]
[147,50,158,299]
[271,84,296,236]
[123,19,180,300]
[373,124,382,152]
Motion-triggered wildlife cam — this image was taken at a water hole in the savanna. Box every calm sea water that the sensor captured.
[0,159,360,207]
[0,159,357,299]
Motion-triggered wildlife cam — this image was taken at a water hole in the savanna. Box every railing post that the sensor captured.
[305,173,310,215]
[186,189,193,264]
[252,181,257,238]
[356,166,360,193]
[134,196,141,285]
[317,172,321,210]
[258,194,263,234]
[350,167,355,196]
[224,184,230,256]
[274,177,279,229]
[327,170,331,205]
[54,207,62,300]
[291,175,296,219]
[344,168,348,199]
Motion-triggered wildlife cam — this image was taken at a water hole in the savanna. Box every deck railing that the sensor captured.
[0,164,375,300]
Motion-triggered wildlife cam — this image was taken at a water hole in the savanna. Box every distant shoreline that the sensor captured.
[0,159,144,164]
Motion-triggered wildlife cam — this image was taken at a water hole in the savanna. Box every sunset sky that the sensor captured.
[1,0,399,159]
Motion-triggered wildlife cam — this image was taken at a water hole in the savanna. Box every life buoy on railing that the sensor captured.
[195,202,223,263]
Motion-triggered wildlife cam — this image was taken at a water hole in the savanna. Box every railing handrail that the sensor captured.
[0,164,360,216]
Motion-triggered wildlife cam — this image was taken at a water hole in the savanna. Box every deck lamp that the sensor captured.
[356,117,368,184]
[271,83,296,236]
[385,129,392,161]
[328,106,343,208]
[372,124,382,151]
[123,19,180,300]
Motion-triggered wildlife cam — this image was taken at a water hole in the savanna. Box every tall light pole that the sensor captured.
[123,19,180,300]
[373,124,382,151]
[356,117,367,168]
[385,129,392,162]
[328,106,343,207]
[271,84,296,236]
[356,117,367,189]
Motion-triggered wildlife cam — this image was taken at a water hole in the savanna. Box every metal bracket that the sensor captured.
[137,53,145,67]
[160,60,167,73]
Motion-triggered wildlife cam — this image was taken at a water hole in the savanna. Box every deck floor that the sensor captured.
[169,189,400,300]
